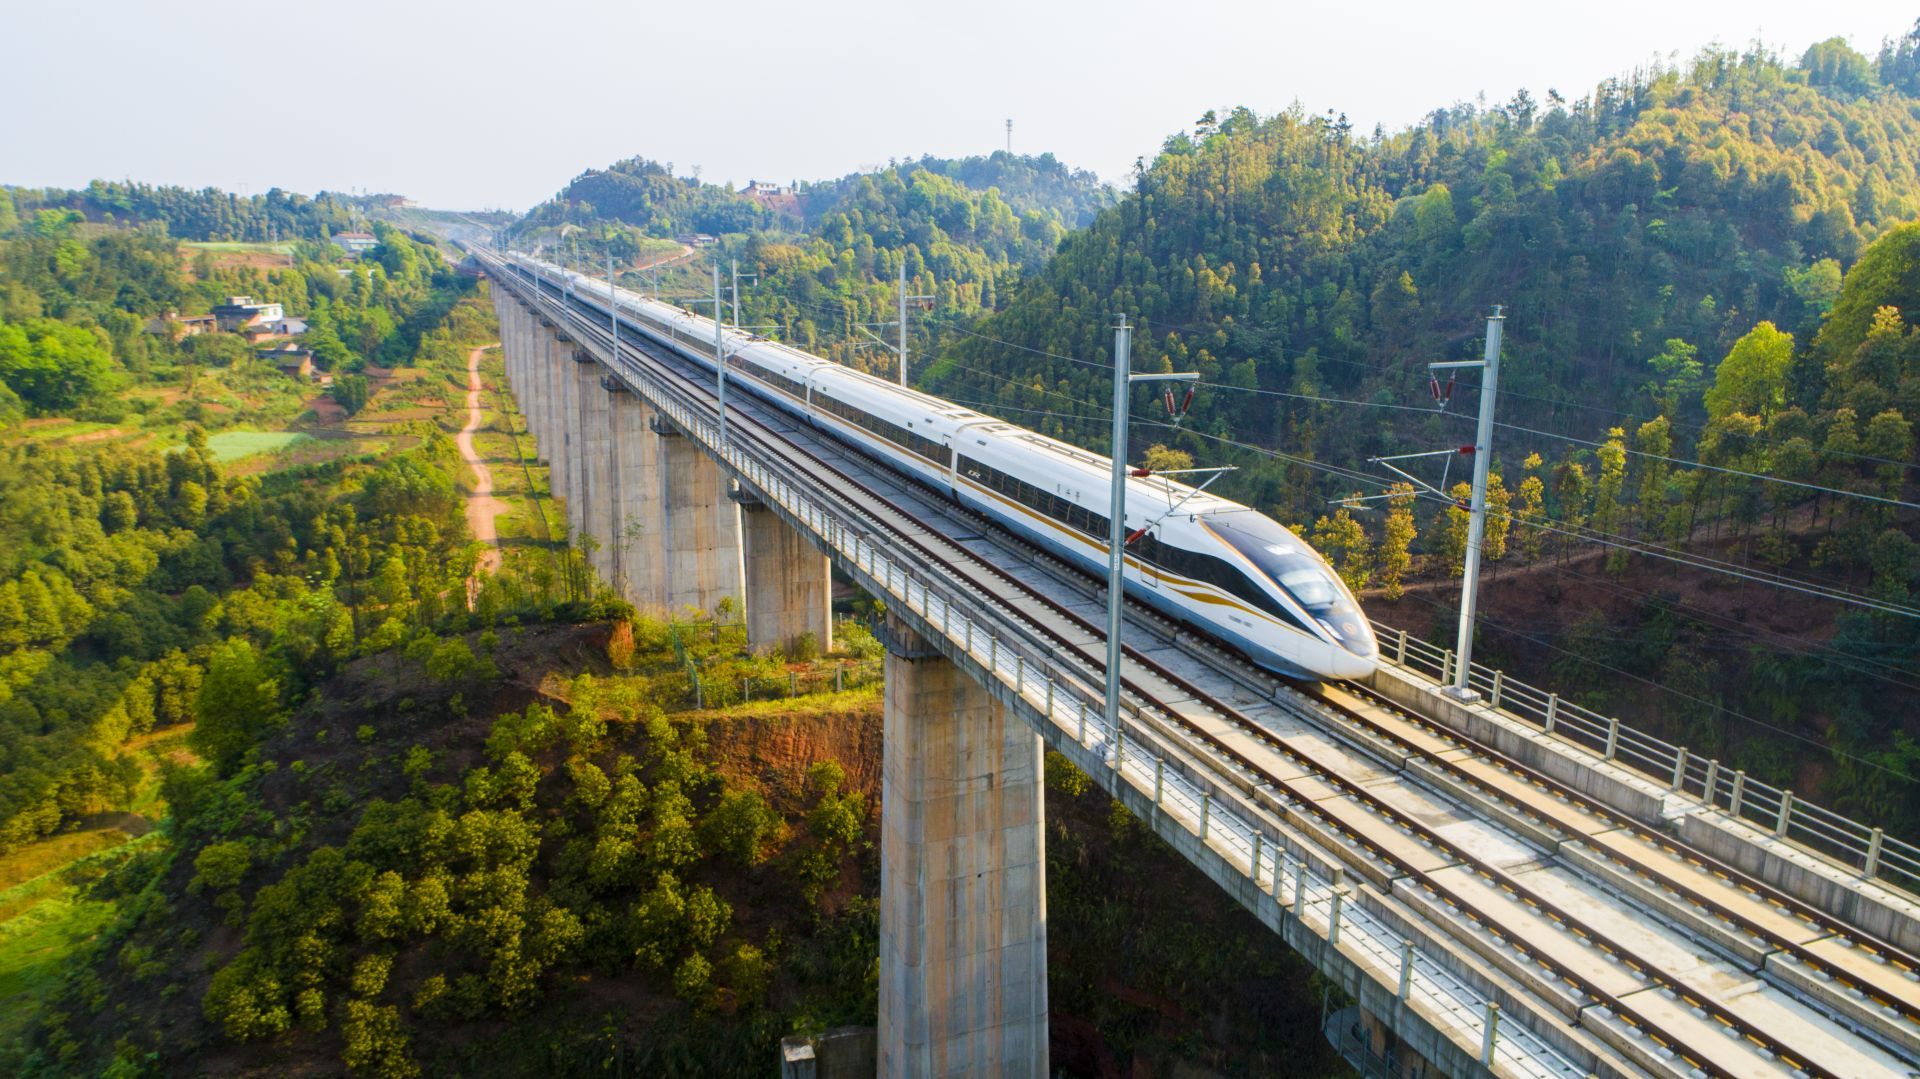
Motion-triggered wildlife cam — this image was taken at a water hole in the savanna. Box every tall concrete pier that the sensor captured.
[877,614,1049,1078]
[496,286,1047,1077]
[607,387,665,608]
[740,498,833,655]
[574,356,614,578]
[656,422,743,616]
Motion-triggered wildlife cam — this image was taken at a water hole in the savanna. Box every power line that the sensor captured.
[1482,417,1920,512]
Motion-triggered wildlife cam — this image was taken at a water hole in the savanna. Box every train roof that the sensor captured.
[510,251,1236,516]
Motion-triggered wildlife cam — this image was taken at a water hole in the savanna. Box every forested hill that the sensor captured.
[4,183,388,244]
[929,29,1920,483]
[512,152,1113,371]
[512,151,1111,250]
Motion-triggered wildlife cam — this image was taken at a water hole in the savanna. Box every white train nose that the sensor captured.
[1321,649,1379,680]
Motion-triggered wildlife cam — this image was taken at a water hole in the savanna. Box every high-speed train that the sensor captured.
[507,253,1377,681]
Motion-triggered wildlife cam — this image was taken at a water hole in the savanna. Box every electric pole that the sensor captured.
[896,261,932,387]
[712,262,728,446]
[1441,307,1504,699]
[1104,315,1197,738]
[730,259,757,327]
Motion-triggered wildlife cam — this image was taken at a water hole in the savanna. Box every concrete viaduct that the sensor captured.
[482,248,1920,1078]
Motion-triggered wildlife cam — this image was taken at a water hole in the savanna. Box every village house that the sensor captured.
[212,295,285,332]
[331,232,378,258]
[142,311,218,338]
[255,342,316,381]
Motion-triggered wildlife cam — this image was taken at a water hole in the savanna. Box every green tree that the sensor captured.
[1705,323,1794,422]
[1376,483,1416,599]
[190,638,284,775]
[1309,506,1372,590]
[0,317,116,414]
[1591,428,1629,572]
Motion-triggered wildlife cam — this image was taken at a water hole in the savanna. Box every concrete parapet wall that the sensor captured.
[1365,666,1668,823]
[1673,810,1920,954]
[1365,664,1920,951]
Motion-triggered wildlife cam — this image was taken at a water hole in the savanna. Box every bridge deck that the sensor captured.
[490,255,1920,1077]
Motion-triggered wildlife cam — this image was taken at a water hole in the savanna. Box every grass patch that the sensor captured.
[0,830,131,896]
[181,241,295,255]
[0,887,118,1043]
[204,429,309,462]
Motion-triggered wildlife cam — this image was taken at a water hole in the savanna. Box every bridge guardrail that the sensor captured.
[502,270,1582,1076]
[1377,625,1920,897]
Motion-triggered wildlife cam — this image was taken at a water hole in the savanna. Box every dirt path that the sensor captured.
[459,344,509,592]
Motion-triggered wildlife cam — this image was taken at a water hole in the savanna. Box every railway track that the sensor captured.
[503,263,1920,1076]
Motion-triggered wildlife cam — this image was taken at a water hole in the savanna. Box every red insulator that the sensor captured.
[1458,445,1476,454]
[1180,387,1196,415]
[1429,376,1442,400]
[1126,527,1149,545]
[1163,388,1176,414]
[1131,466,1153,477]
[1444,376,1457,401]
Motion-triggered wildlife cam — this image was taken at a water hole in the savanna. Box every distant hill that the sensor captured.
[933,26,1920,484]
[509,152,1113,375]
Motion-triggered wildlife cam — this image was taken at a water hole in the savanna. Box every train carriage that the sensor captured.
[528,256,1376,680]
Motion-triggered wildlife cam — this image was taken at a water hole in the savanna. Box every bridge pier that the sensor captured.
[608,388,666,609]
[878,613,1048,1078]
[655,419,742,616]
[539,323,570,503]
[738,496,833,655]
[573,352,614,580]
[502,300,536,454]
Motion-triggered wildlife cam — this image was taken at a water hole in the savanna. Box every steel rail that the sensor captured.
[497,259,1881,1076]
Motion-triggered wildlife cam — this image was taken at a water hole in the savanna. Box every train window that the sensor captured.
[815,391,952,467]
[958,455,1108,537]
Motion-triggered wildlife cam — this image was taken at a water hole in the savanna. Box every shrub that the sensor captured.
[191,840,252,893]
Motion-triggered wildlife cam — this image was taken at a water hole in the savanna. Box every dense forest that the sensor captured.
[0,180,1346,1076]
[2,184,382,245]
[509,151,1113,374]
[0,203,498,858]
[917,31,1920,830]
[499,29,1920,825]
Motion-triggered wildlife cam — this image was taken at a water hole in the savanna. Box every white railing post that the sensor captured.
[1776,790,1794,837]
[1398,940,1415,1001]
[1604,717,1620,760]
[1489,669,1504,709]
[1199,790,1211,841]
[1395,628,1409,665]
[1866,828,1885,878]
[1671,747,1689,792]
[1251,832,1264,888]
[1703,759,1721,807]
[1543,693,1559,734]
[1328,889,1343,947]
[1730,770,1747,817]
[1293,861,1307,917]
[1045,679,1054,721]
[1153,758,1164,808]
[1481,1003,1500,1065]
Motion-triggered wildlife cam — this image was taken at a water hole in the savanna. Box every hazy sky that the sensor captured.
[2,1,1910,211]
